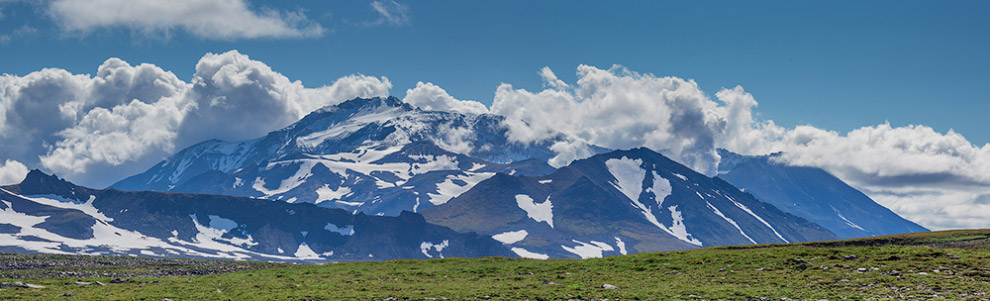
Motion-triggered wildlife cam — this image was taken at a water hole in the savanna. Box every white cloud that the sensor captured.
[538,67,569,90]
[0,159,28,185]
[0,50,390,187]
[178,50,391,147]
[403,81,489,115]
[434,123,476,155]
[368,0,410,26]
[492,65,725,174]
[48,0,324,40]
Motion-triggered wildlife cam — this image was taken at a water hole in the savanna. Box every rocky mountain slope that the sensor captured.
[717,150,928,238]
[423,148,838,259]
[1,170,511,262]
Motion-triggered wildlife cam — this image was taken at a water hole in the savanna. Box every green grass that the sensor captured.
[2,230,988,300]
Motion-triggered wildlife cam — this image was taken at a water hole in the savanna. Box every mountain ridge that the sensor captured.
[423,147,838,259]
[1,170,512,262]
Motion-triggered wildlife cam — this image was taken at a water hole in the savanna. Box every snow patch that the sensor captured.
[324,223,355,236]
[409,155,459,175]
[420,240,449,258]
[294,242,322,260]
[335,200,365,207]
[190,214,257,247]
[836,210,867,232]
[561,240,615,259]
[649,171,672,206]
[706,202,756,244]
[515,194,553,228]
[468,163,486,172]
[491,230,528,244]
[729,198,789,243]
[426,172,495,205]
[615,237,628,255]
[605,157,645,202]
[315,185,352,204]
[511,247,549,259]
[666,205,703,246]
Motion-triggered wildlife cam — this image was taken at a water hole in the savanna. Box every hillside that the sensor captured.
[1,230,987,299]
[424,148,837,258]
[0,170,511,262]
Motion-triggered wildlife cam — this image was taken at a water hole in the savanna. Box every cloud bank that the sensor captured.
[48,0,324,39]
[0,50,390,187]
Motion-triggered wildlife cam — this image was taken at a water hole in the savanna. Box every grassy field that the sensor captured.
[1,230,988,300]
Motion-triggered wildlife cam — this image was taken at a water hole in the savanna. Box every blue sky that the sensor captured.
[2,0,988,143]
[1,1,989,229]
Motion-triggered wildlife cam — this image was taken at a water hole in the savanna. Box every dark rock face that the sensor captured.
[1,171,512,263]
[717,150,928,239]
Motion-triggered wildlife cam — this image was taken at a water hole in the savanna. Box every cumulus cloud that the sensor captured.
[48,0,324,39]
[0,50,390,187]
[0,159,28,185]
[403,81,489,115]
[368,0,410,26]
[492,65,725,174]
[177,50,391,147]
[538,67,569,90]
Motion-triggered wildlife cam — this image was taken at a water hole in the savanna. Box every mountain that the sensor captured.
[1,170,512,262]
[112,96,573,216]
[716,150,928,239]
[422,148,838,259]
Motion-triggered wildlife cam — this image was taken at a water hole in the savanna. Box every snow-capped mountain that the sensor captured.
[1,170,511,262]
[422,148,838,259]
[716,150,928,239]
[112,96,566,216]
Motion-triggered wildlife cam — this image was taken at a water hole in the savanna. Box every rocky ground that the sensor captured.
[0,253,283,279]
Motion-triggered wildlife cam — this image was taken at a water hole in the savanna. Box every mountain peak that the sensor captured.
[21,169,66,186]
[334,96,408,111]
[14,169,86,201]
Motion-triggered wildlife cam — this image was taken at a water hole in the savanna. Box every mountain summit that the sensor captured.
[112,96,572,215]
